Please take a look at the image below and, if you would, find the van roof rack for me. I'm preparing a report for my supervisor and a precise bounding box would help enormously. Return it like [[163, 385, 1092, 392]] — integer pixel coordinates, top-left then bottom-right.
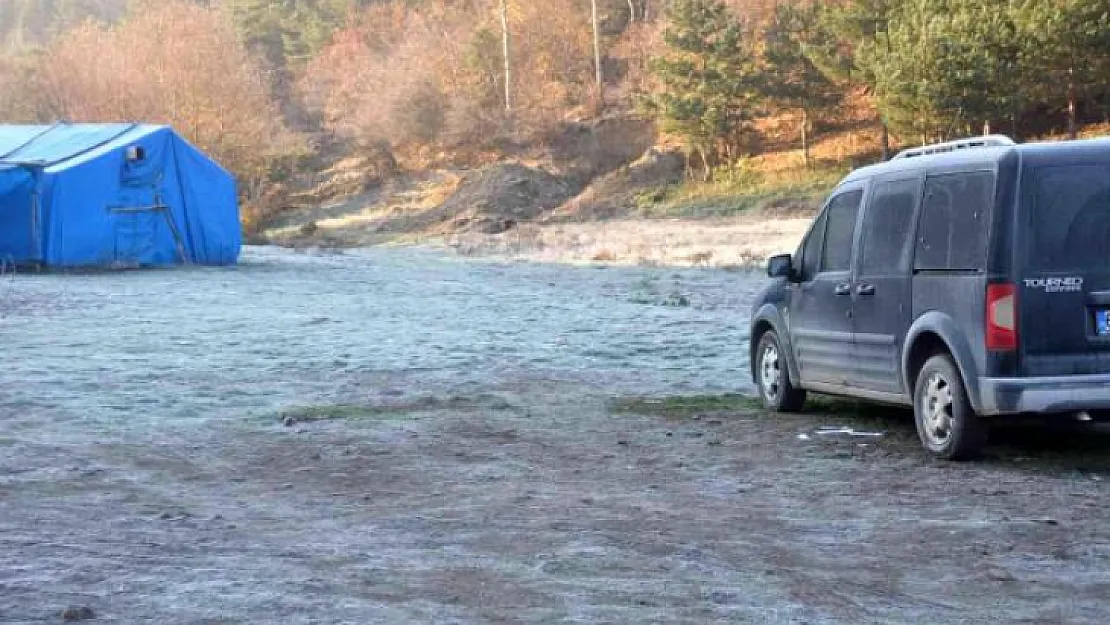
[[891, 135, 1016, 160]]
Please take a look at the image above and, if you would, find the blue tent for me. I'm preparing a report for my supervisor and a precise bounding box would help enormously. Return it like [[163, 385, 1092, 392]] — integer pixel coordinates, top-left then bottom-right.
[[0, 123, 240, 268]]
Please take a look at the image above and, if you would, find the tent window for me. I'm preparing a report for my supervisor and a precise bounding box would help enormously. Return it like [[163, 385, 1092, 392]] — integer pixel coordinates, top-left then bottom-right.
[[126, 146, 146, 162]]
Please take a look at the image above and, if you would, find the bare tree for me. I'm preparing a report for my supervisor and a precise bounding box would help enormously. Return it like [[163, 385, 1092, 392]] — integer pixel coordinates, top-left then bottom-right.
[[500, 0, 512, 112], [592, 0, 603, 92], [39, 1, 294, 196]]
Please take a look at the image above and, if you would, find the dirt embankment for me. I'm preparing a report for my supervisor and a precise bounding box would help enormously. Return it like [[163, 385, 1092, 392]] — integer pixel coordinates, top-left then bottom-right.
[[409, 164, 577, 235], [550, 147, 687, 221], [254, 114, 820, 266]]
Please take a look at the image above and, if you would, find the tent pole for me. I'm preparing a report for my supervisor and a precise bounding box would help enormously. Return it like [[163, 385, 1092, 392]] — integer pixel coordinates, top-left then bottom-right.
[[157, 197, 190, 265]]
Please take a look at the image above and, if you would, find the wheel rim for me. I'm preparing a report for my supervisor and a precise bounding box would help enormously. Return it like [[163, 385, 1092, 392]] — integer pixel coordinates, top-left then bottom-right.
[[921, 372, 954, 448], [760, 343, 782, 402]]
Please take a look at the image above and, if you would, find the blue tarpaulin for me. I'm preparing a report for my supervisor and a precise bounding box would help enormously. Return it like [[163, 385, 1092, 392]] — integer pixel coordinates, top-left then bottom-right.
[[0, 123, 240, 268]]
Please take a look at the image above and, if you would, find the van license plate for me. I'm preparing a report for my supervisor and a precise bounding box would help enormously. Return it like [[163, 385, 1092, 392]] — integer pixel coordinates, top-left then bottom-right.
[[1097, 310, 1110, 336]]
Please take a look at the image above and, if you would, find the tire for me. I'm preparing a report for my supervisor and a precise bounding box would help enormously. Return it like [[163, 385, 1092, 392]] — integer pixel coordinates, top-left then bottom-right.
[[913, 354, 987, 460], [755, 331, 806, 412]]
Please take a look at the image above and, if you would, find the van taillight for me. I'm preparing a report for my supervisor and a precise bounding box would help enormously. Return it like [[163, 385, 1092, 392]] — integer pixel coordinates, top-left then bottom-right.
[[986, 283, 1017, 351]]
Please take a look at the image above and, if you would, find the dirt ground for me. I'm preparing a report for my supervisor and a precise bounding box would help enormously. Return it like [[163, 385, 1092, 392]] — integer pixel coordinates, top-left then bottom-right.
[[2, 248, 1109, 624], [4, 389, 1110, 624]]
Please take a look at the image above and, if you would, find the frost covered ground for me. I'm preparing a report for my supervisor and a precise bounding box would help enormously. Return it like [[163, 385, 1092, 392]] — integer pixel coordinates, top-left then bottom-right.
[[2, 246, 1109, 624], [1, 245, 757, 427]]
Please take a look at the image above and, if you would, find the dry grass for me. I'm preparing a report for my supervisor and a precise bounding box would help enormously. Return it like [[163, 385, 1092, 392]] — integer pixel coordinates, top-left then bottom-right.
[[1034, 123, 1110, 143], [642, 160, 842, 219]]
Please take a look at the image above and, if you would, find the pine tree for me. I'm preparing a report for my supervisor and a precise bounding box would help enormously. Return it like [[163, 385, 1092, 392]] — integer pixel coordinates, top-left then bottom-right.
[[848, 0, 1024, 143], [817, 0, 900, 156], [224, 0, 359, 69], [647, 0, 761, 179], [762, 0, 840, 166], [1025, 0, 1110, 139], [932, 1, 1025, 137]]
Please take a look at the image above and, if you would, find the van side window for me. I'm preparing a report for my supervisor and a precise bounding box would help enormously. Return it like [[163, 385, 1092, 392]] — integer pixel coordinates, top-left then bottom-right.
[[860, 178, 920, 276], [798, 210, 828, 281], [820, 190, 863, 273], [915, 172, 994, 271]]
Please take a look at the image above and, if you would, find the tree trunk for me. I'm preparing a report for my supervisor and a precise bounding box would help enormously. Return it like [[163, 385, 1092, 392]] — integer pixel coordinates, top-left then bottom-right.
[[1067, 67, 1077, 140], [878, 120, 889, 161], [983, 120, 991, 136], [591, 0, 603, 96], [627, 0, 636, 21], [500, 0, 512, 113], [801, 108, 810, 167]]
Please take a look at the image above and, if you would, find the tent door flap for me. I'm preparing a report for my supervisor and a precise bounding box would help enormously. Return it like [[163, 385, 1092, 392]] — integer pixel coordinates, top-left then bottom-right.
[[109, 205, 161, 267]]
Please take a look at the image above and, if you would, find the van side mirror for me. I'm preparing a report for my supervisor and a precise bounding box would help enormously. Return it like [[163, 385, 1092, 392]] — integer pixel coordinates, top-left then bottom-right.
[[767, 253, 794, 279]]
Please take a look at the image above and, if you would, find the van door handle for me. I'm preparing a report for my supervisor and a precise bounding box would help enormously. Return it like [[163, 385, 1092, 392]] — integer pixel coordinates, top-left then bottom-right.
[[834, 283, 851, 296], [857, 283, 876, 296]]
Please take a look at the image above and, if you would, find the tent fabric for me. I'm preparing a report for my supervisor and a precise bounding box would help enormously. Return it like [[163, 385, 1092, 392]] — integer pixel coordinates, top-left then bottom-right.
[[0, 165, 36, 263], [0, 123, 240, 268]]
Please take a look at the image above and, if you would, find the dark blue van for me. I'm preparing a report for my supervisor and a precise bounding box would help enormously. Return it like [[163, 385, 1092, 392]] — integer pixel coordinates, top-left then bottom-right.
[[749, 135, 1110, 459]]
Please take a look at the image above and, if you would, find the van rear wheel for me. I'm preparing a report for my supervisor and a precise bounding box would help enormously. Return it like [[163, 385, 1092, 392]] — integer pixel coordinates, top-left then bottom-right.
[[756, 331, 806, 412], [913, 354, 987, 460]]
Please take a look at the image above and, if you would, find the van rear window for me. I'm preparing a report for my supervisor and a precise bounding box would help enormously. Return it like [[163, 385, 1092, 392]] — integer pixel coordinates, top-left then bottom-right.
[[1027, 165, 1110, 270]]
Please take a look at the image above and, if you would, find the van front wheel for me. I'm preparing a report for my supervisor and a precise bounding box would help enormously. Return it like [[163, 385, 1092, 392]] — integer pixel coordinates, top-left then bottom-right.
[[756, 331, 806, 412], [913, 354, 987, 460]]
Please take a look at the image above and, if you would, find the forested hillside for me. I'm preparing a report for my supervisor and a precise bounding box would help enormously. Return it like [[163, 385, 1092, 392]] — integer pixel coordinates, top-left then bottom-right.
[[2, 0, 1109, 231]]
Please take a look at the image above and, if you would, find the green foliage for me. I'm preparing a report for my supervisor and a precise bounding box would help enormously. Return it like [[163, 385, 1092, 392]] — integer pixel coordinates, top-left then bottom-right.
[[647, 0, 762, 173], [826, 0, 1110, 140], [851, 0, 1016, 139], [1023, 0, 1110, 127], [224, 0, 363, 68], [762, 0, 839, 111], [815, 0, 899, 83], [762, 0, 841, 161], [462, 27, 505, 108]]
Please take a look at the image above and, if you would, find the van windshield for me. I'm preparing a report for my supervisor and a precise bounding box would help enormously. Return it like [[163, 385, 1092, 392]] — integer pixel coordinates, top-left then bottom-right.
[[1027, 165, 1110, 271]]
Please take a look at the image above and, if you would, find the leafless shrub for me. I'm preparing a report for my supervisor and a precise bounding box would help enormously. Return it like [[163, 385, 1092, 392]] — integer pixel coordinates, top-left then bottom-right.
[[299, 0, 599, 164], [32, 1, 300, 204]]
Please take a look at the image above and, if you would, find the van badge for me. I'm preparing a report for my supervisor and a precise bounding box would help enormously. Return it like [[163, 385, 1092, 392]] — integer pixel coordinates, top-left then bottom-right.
[[1023, 277, 1084, 293]]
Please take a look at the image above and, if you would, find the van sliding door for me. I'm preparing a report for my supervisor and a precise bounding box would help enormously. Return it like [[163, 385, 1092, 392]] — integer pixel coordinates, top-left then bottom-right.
[[852, 175, 922, 394]]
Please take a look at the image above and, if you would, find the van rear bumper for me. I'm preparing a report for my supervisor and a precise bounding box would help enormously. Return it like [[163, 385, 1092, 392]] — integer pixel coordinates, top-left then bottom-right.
[[979, 375, 1110, 415]]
